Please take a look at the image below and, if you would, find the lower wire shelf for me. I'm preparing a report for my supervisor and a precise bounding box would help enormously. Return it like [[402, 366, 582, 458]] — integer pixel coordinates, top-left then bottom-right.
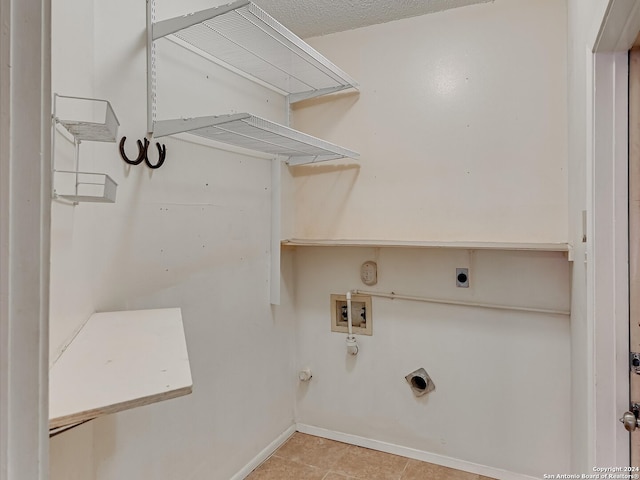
[[152, 113, 359, 165]]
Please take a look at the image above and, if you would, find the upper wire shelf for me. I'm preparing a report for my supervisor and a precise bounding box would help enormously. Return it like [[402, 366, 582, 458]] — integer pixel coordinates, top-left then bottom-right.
[[150, 0, 359, 103]]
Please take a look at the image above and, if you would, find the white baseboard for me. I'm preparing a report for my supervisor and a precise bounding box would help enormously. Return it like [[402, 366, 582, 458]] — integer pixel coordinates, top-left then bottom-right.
[[230, 424, 296, 480], [295, 424, 539, 480]]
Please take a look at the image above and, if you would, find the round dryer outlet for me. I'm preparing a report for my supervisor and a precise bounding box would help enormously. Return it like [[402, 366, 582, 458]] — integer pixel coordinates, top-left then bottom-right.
[[361, 261, 377, 286]]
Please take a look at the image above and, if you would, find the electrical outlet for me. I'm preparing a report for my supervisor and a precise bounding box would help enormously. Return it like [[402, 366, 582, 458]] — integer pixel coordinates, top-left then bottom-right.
[[330, 294, 373, 336], [456, 268, 469, 288]]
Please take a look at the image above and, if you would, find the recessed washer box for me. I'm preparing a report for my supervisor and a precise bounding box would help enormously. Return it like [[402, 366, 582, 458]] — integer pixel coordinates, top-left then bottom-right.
[[330, 294, 373, 336]]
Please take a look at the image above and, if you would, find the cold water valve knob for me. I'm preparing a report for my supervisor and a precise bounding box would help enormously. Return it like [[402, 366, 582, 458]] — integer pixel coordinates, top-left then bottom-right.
[[346, 335, 358, 355]]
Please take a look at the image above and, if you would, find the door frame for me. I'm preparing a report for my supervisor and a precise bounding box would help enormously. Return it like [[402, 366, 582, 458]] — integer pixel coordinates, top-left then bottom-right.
[[589, 0, 640, 467], [0, 0, 51, 478]]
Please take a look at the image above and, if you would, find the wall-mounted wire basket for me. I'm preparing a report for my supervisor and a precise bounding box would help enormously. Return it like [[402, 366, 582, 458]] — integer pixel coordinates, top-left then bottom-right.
[[53, 171, 118, 204], [52, 94, 120, 204], [54, 95, 120, 142]]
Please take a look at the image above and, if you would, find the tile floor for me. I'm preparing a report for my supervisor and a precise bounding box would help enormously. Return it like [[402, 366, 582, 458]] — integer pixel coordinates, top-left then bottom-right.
[[245, 432, 496, 480]]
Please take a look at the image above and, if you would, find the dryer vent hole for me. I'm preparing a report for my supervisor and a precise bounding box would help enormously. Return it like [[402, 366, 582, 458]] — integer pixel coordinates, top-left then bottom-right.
[[405, 368, 435, 397], [410, 376, 427, 391]]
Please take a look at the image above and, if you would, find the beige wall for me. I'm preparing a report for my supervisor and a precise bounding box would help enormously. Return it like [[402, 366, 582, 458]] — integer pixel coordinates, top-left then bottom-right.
[[292, 246, 571, 476], [49, 0, 98, 476], [49, 0, 296, 479], [288, 1, 572, 476], [49, 0, 574, 478], [290, 0, 568, 244]]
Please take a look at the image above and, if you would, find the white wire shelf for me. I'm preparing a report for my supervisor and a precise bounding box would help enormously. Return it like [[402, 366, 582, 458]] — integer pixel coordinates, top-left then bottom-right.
[[151, 0, 359, 103], [147, 2, 360, 163], [53, 170, 118, 204], [154, 113, 359, 165], [54, 95, 120, 143]]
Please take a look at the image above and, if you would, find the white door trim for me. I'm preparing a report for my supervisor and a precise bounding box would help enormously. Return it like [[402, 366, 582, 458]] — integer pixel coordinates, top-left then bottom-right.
[[0, 0, 51, 478], [590, 50, 630, 467], [589, 0, 640, 467]]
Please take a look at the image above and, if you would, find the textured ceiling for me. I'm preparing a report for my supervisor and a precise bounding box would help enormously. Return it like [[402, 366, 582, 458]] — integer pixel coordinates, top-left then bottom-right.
[[252, 0, 493, 38]]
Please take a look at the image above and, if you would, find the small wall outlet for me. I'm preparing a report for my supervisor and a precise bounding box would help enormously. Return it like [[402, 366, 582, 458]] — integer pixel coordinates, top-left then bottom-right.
[[330, 294, 373, 336], [456, 268, 469, 288]]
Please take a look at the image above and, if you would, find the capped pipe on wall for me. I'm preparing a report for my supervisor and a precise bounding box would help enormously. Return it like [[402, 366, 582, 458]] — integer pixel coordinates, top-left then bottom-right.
[[346, 291, 358, 355]]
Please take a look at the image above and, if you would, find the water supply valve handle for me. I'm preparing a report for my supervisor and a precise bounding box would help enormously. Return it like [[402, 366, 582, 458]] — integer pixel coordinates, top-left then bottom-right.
[[346, 336, 358, 356]]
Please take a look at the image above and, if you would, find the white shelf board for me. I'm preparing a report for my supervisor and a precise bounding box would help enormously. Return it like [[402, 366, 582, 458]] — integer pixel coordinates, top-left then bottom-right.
[[153, 113, 359, 165], [49, 308, 192, 430], [152, 0, 358, 102], [282, 238, 571, 253]]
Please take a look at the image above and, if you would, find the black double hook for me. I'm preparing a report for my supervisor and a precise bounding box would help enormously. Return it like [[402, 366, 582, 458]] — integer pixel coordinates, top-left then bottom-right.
[[146, 142, 166, 169], [119, 136, 166, 169], [119, 137, 148, 165]]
